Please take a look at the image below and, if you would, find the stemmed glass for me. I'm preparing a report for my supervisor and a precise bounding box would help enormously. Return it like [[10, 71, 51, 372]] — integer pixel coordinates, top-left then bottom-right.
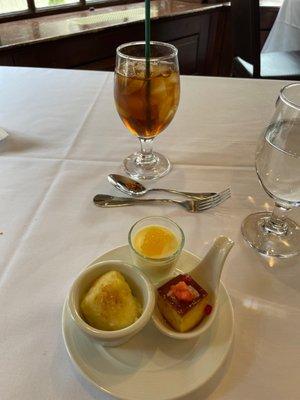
[[242, 83, 300, 258], [114, 41, 180, 180]]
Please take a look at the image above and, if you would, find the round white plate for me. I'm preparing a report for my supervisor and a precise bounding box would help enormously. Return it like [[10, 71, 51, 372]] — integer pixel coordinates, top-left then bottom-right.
[[62, 245, 234, 400]]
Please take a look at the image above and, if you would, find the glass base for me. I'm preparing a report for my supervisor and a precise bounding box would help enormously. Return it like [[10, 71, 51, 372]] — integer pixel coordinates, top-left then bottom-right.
[[124, 151, 171, 180], [241, 212, 300, 258]]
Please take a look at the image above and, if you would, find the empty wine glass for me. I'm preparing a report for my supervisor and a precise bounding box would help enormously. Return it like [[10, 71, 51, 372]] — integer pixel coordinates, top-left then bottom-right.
[[242, 83, 300, 258]]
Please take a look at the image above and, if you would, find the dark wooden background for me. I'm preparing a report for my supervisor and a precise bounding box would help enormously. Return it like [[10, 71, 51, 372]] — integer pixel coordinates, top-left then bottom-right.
[[0, 5, 278, 76]]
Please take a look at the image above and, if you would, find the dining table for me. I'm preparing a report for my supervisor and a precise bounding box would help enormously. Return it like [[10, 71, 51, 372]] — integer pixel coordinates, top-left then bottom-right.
[[262, 0, 300, 53], [0, 66, 299, 400]]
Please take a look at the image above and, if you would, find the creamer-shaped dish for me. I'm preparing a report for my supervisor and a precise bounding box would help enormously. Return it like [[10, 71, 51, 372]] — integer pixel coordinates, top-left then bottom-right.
[[152, 236, 234, 339]]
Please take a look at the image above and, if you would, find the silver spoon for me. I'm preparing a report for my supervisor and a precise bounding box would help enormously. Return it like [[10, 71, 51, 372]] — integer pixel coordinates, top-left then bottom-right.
[[108, 174, 220, 200]]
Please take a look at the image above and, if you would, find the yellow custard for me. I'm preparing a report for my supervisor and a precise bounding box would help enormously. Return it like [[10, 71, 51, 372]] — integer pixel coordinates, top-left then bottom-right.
[[80, 271, 142, 331], [133, 225, 179, 259]]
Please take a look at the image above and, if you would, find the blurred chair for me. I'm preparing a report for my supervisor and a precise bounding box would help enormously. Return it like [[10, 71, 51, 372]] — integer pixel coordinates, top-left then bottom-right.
[[231, 0, 300, 79]]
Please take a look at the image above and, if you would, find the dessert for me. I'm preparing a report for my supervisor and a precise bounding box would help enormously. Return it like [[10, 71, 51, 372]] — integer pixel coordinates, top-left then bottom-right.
[[157, 274, 211, 332], [80, 270, 142, 331], [129, 217, 184, 281], [132, 225, 179, 259]]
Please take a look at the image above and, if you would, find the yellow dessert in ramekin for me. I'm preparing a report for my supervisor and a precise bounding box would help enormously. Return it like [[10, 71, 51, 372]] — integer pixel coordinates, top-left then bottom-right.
[[129, 216, 185, 282]]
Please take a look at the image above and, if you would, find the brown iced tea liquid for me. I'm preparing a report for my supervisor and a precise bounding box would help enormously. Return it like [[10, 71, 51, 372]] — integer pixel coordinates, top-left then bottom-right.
[[114, 64, 180, 138]]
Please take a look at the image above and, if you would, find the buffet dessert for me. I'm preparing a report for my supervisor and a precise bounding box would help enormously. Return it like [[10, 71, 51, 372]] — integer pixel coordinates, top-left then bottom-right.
[[132, 224, 179, 259], [80, 270, 142, 331], [157, 274, 212, 332]]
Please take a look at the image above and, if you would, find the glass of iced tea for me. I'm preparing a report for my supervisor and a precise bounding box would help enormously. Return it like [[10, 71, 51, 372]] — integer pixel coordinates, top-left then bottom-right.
[[114, 41, 180, 180]]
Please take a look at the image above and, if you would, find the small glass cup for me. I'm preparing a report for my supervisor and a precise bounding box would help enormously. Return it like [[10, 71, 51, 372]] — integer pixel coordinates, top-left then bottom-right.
[[128, 216, 185, 281]]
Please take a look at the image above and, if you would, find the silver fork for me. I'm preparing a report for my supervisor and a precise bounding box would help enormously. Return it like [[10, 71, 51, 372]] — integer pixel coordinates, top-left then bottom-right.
[[93, 188, 231, 213]]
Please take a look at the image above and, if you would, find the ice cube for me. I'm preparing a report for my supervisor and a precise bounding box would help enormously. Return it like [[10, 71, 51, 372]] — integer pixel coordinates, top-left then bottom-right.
[[123, 78, 144, 95], [158, 98, 173, 122], [159, 61, 173, 78]]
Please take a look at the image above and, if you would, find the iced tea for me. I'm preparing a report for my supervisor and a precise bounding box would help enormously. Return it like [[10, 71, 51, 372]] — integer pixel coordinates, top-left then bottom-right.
[[114, 63, 180, 139]]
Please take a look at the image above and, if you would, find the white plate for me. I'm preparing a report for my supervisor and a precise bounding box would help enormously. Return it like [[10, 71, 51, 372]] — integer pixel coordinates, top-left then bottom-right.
[[62, 245, 234, 400]]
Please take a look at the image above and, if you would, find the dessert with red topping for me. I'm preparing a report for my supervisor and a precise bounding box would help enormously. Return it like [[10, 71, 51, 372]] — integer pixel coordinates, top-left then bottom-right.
[[157, 274, 210, 332]]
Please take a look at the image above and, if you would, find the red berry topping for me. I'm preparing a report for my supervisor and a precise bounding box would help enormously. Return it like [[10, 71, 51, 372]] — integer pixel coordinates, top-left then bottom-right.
[[204, 304, 213, 315], [168, 281, 199, 302]]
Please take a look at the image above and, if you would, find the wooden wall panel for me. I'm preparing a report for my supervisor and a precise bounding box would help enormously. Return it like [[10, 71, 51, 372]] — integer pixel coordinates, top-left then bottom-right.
[[0, 53, 14, 66], [0, 12, 214, 75], [0, 6, 279, 76]]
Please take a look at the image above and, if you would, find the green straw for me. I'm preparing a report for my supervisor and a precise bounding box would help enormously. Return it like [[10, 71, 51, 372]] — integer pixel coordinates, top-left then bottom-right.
[[145, 0, 151, 133], [145, 0, 151, 77]]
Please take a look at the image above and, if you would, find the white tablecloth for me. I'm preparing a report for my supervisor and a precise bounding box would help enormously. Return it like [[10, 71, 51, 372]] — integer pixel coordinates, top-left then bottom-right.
[[0, 67, 299, 400], [262, 0, 300, 52]]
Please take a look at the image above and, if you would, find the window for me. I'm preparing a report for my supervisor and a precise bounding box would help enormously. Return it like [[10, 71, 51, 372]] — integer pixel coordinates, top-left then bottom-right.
[[0, 1, 28, 14], [0, 0, 125, 21], [35, 0, 79, 8]]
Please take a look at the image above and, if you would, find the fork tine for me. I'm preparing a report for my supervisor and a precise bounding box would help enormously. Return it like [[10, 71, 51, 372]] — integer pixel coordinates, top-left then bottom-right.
[[216, 187, 231, 199], [187, 191, 231, 213], [192, 187, 230, 203], [195, 193, 231, 212], [218, 187, 231, 196], [194, 198, 230, 213], [191, 188, 231, 207], [192, 188, 230, 203], [209, 191, 231, 205]]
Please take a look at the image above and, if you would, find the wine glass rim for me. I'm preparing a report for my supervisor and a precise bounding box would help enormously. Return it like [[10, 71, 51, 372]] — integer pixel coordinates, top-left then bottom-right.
[[116, 41, 178, 62], [279, 83, 300, 110]]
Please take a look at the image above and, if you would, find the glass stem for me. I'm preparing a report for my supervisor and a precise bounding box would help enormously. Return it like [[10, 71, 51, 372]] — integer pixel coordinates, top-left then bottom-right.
[[263, 203, 290, 236], [137, 138, 156, 166]]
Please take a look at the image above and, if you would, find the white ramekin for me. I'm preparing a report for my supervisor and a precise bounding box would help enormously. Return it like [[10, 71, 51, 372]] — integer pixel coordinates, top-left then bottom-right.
[[68, 260, 155, 347]]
